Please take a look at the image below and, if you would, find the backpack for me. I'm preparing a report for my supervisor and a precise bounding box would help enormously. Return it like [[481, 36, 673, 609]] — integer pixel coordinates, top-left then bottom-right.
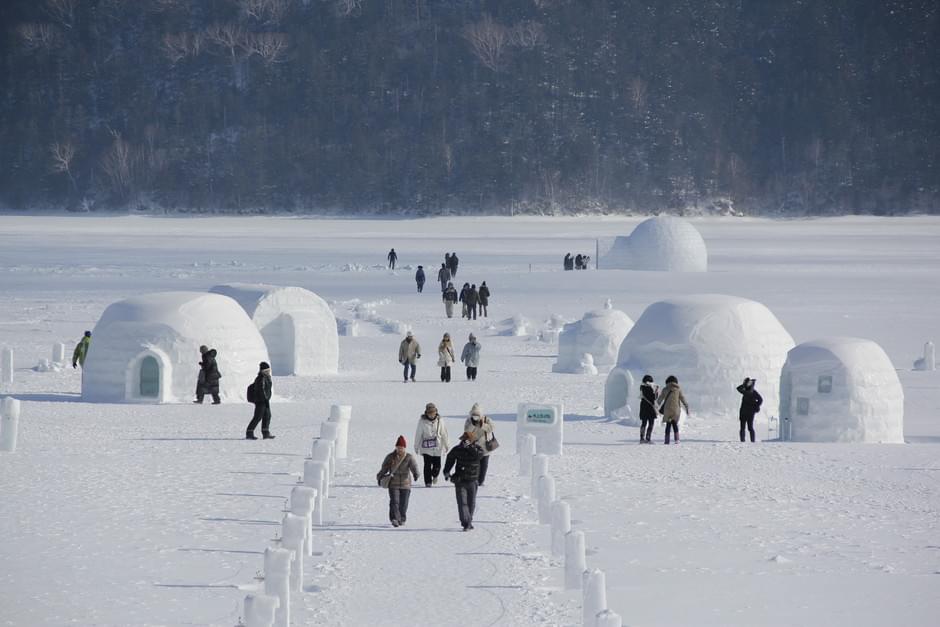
[[246, 381, 257, 403]]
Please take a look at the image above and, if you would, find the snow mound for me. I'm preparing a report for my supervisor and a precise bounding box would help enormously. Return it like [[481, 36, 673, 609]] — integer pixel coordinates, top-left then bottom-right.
[[553, 303, 634, 373], [599, 216, 708, 272], [780, 337, 904, 443]]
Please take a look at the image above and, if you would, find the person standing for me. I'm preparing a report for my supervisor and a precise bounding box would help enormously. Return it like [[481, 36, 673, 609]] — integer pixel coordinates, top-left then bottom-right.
[[387, 248, 398, 269], [438, 263, 451, 292], [459, 282, 471, 319], [443, 432, 485, 531], [478, 282, 490, 317], [460, 334, 481, 381], [437, 333, 455, 382], [415, 265, 426, 293], [442, 282, 458, 318], [376, 435, 420, 527], [736, 377, 763, 442], [638, 374, 659, 443], [72, 331, 91, 368], [448, 252, 459, 278], [398, 331, 421, 382], [463, 403, 494, 485], [575, 254, 584, 270], [195, 345, 222, 404], [564, 253, 573, 270], [466, 284, 480, 320], [414, 403, 449, 487], [246, 361, 274, 440], [657, 375, 690, 444]]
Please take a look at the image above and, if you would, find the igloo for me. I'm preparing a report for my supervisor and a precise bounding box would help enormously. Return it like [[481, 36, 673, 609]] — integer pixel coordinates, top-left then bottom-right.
[[210, 284, 338, 376], [599, 216, 708, 271], [604, 295, 794, 419], [779, 338, 904, 443], [82, 292, 269, 403], [552, 301, 634, 373]]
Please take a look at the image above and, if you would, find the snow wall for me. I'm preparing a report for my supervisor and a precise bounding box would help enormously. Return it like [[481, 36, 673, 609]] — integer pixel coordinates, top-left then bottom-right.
[[599, 216, 708, 272], [553, 305, 634, 373], [210, 284, 338, 376], [82, 292, 269, 403], [780, 338, 904, 443], [604, 294, 794, 418]]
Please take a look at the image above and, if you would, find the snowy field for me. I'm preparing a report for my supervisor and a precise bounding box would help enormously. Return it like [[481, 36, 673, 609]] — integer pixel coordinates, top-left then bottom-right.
[[0, 215, 938, 627]]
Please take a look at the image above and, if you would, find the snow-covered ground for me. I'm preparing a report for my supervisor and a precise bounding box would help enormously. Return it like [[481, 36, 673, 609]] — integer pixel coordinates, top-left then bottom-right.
[[0, 215, 938, 626]]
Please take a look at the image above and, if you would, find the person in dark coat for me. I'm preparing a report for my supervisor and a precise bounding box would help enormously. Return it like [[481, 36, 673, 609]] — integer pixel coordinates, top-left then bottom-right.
[[443, 432, 485, 531], [246, 361, 274, 440], [438, 263, 451, 292], [564, 253, 573, 271], [448, 252, 459, 278], [387, 248, 398, 269], [575, 254, 584, 270], [377, 435, 420, 527], [459, 282, 471, 318], [477, 282, 490, 317], [442, 282, 458, 318], [638, 374, 659, 443], [736, 377, 763, 442], [415, 265, 426, 293], [465, 284, 480, 320], [195, 345, 222, 404]]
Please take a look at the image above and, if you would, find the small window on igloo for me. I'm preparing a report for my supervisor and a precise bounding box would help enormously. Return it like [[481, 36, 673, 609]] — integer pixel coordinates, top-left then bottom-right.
[[817, 375, 832, 393], [797, 397, 810, 415]]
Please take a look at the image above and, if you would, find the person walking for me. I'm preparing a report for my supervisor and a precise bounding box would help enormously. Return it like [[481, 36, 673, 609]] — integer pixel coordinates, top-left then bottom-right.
[[414, 402, 450, 487], [478, 282, 490, 317], [415, 265, 426, 293], [657, 375, 690, 444], [443, 432, 485, 531], [72, 331, 91, 368], [246, 361, 274, 440], [638, 374, 659, 442], [564, 253, 573, 271], [448, 252, 459, 278], [465, 284, 480, 320], [387, 248, 398, 269], [194, 345, 222, 404], [398, 331, 421, 382], [442, 282, 458, 318], [463, 403, 494, 485], [438, 263, 451, 292], [437, 333, 455, 382], [736, 377, 763, 442], [376, 435, 420, 527], [459, 282, 471, 319], [460, 333, 481, 381], [575, 254, 584, 270]]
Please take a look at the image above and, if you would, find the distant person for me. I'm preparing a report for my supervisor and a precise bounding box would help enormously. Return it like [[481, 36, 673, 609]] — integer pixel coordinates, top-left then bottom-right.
[[638, 374, 659, 443], [466, 284, 480, 320], [444, 252, 451, 271], [414, 402, 449, 487], [443, 432, 485, 531], [387, 248, 398, 269], [575, 254, 584, 270], [437, 332, 455, 382], [460, 333, 481, 381], [580, 255, 591, 269], [736, 377, 763, 442], [246, 361, 274, 440], [398, 331, 421, 383], [448, 252, 459, 278], [459, 282, 471, 318], [72, 330, 91, 368], [376, 435, 420, 527], [478, 282, 490, 317], [438, 263, 451, 292], [564, 253, 573, 271], [463, 403, 494, 485], [442, 282, 458, 318], [657, 375, 690, 444], [415, 265, 425, 292], [194, 345, 221, 404]]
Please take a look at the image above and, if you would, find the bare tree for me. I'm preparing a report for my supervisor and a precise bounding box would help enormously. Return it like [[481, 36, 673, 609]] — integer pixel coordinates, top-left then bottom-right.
[[509, 21, 545, 49], [161, 32, 205, 63], [17, 23, 58, 51], [242, 32, 289, 65], [100, 132, 138, 202], [333, 0, 362, 17], [629, 77, 647, 113], [44, 0, 77, 29], [50, 141, 77, 191], [206, 23, 246, 60], [463, 15, 510, 72]]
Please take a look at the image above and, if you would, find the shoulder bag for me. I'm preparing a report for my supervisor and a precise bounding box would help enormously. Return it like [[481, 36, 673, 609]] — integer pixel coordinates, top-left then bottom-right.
[[379, 454, 408, 489]]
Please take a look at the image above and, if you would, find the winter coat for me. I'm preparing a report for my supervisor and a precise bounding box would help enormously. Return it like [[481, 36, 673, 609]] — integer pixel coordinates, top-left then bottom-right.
[[438, 266, 451, 285], [736, 384, 764, 417], [199, 349, 222, 394], [415, 268, 426, 284], [463, 414, 494, 456], [657, 382, 689, 423], [72, 336, 91, 367], [639, 382, 659, 421], [252, 371, 273, 406], [437, 340, 456, 366], [443, 441, 484, 483], [478, 285, 490, 305], [461, 341, 481, 367], [399, 338, 421, 365], [415, 414, 450, 456], [442, 286, 458, 304], [448, 254, 459, 274], [459, 285, 470, 303], [465, 288, 479, 307], [388, 250, 398, 263], [377, 451, 420, 489]]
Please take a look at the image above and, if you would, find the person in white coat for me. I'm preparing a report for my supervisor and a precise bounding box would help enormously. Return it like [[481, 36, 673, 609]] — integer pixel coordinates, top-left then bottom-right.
[[438, 333, 455, 382], [463, 403, 495, 486], [414, 402, 450, 487], [460, 333, 482, 381]]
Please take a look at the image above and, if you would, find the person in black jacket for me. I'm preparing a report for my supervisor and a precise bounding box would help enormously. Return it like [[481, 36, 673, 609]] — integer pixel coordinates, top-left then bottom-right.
[[194, 345, 222, 404], [448, 252, 459, 278], [736, 377, 763, 442], [443, 433, 485, 531], [246, 361, 274, 440], [638, 374, 659, 443], [478, 282, 490, 317], [387, 248, 398, 269], [415, 265, 425, 293]]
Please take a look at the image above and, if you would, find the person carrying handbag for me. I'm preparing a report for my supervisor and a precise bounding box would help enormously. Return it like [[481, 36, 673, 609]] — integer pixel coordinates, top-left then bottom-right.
[[414, 402, 450, 487], [638, 374, 659, 443], [376, 435, 420, 527], [657, 375, 690, 444], [463, 403, 496, 486]]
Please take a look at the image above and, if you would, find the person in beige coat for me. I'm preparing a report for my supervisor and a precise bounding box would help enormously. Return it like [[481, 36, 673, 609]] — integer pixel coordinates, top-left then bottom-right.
[[377, 435, 420, 526], [398, 331, 421, 382], [438, 333, 456, 382], [463, 403, 495, 486], [657, 375, 690, 444], [414, 402, 450, 486]]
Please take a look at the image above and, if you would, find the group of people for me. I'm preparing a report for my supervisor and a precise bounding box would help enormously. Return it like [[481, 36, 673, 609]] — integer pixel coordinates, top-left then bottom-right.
[[398, 331, 481, 383], [377, 402, 495, 530], [563, 253, 591, 270], [443, 281, 490, 319]]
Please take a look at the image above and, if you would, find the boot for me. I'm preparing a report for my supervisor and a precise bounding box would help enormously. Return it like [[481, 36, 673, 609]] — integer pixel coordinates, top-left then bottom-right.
[[246, 433, 258, 440], [262, 432, 275, 440]]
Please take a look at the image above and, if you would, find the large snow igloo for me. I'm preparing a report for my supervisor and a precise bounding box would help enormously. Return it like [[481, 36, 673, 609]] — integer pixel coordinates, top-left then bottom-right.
[[599, 216, 708, 271], [779, 338, 904, 443], [604, 294, 794, 418], [210, 284, 338, 376], [552, 301, 634, 373], [82, 292, 269, 403]]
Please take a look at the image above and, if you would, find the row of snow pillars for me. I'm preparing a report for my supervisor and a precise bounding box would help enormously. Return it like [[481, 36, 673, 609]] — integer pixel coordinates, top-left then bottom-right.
[[243, 592, 279, 627], [1, 347, 12, 386], [1, 396, 21, 452], [263, 547, 293, 627]]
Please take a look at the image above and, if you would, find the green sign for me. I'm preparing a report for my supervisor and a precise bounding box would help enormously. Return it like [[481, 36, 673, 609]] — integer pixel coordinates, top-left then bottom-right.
[[526, 409, 555, 424]]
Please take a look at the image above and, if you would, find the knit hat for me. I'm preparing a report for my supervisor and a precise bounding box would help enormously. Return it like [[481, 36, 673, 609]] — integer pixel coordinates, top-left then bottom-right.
[[84, 330, 92, 337], [259, 361, 270, 371], [443, 333, 450, 340], [425, 402, 437, 414], [470, 402, 482, 416], [395, 435, 407, 448], [199, 345, 209, 354], [406, 330, 413, 338]]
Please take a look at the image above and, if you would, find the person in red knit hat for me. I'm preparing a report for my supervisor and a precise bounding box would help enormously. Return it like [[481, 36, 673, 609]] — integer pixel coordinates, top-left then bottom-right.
[[376, 434, 419, 527]]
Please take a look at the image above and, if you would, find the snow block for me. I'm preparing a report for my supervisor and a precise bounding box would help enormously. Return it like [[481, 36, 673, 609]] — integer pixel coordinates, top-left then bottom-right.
[[595, 609, 623, 627], [243, 593, 279, 627], [304, 459, 329, 502], [517, 403, 564, 456], [328, 404, 351, 459], [537, 475, 556, 525], [1, 397, 20, 452], [290, 486, 317, 557], [53, 342, 66, 364], [518, 434, 536, 477], [530, 454, 549, 498], [281, 513, 306, 593], [565, 530, 586, 590], [550, 500, 571, 558], [310, 438, 335, 482], [1, 347, 12, 385], [582, 569, 608, 627], [263, 547, 293, 627]]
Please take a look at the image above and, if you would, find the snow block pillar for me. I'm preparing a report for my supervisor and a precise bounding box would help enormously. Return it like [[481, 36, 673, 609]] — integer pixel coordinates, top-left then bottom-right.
[[519, 434, 536, 477], [551, 500, 571, 558], [304, 460, 328, 524], [1, 397, 20, 453], [328, 404, 351, 459], [320, 422, 340, 455], [290, 486, 317, 557], [281, 513, 306, 593], [565, 530, 587, 590], [925, 341, 936, 371], [53, 342, 66, 364], [582, 569, 608, 627], [537, 475, 556, 525], [517, 403, 564, 455], [595, 609, 623, 627], [1, 347, 12, 385], [530, 454, 549, 497], [311, 438, 335, 481], [243, 593, 279, 627], [263, 547, 293, 627]]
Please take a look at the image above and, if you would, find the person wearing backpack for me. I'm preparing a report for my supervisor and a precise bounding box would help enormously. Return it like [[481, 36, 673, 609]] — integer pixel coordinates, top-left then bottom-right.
[[657, 375, 690, 444], [736, 377, 763, 442], [376, 435, 420, 527], [638, 374, 659, 443], [245, 361, 274, 440], [414, 402, 449, 487]]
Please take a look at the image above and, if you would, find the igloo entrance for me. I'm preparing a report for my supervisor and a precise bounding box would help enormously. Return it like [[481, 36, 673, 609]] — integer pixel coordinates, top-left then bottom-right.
[[604, 368, 634, 417], [124, 349, 171, 403], [139, 356, 160, 398], [262, 313, 297, 376]]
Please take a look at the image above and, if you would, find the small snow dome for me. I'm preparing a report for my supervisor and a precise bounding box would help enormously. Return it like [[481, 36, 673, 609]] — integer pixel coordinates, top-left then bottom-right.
[[82, 292, 269, 403], [780, 338, 904, 443], [604, 295, 794, 418], [210, 284, 338, 376], [553, 300, 634, 373], [600, 216, 708, 271]]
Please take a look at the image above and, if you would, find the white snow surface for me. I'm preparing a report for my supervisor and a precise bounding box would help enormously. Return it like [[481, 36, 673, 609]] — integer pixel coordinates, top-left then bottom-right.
[[1, 215, 939, 627], [553, 304, 634, 373], [781, 337, 905, 443], [599, 216, 708, 271]]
